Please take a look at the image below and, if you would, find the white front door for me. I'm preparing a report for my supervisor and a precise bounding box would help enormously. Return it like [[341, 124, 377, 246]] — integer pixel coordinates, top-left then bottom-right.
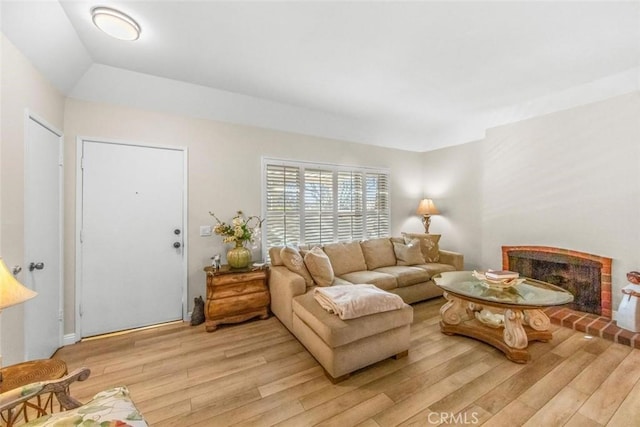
[[24, 114, 63, 360], [79, 140, 186, 337]]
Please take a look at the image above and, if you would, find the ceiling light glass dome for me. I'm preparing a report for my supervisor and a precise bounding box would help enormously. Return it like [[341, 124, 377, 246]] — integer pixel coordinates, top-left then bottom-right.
[[91, 7, 141, 41]]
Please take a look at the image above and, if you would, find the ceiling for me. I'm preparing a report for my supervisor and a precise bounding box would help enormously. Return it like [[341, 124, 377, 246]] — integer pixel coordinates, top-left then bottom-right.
[[2, 1, 639, 152]]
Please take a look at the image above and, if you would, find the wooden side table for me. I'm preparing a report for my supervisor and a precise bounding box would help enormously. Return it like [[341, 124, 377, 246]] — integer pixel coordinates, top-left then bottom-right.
[[0, 359, 68, 426], [204, 265, 270, 332]]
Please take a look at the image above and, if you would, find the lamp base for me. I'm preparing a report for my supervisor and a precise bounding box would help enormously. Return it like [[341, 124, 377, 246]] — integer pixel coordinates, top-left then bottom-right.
[[422, 215, 432, 233]]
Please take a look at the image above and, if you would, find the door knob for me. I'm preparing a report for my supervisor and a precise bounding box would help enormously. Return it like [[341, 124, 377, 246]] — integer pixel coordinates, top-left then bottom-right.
[[173, 242, 181, 248], [29, 262, 45, 271]]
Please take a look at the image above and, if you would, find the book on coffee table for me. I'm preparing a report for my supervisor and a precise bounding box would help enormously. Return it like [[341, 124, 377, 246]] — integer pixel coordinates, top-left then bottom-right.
[[485, 270, 519, 280]]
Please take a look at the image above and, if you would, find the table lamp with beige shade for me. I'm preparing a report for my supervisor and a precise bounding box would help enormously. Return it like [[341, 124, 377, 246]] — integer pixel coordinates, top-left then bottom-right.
[[0, 257, 37, 385], [416, 198, 439, 233]]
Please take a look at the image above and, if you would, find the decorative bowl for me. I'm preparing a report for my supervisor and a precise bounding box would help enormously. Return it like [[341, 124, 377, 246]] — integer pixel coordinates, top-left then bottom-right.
[[482, 277, 525, 290], [472, 270, 524, 289]]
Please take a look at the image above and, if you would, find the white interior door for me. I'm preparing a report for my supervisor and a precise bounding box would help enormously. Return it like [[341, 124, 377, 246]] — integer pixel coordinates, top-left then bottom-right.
[[79, 140, 186, 337], [24, 114, 63, 360]]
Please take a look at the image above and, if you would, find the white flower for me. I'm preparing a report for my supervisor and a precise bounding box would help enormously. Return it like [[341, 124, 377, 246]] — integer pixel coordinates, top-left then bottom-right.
[[210, 211, 263, 245]]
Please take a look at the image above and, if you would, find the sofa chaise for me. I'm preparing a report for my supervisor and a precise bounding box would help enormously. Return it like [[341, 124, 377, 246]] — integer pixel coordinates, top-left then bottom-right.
[[268, 234, 463, 381]]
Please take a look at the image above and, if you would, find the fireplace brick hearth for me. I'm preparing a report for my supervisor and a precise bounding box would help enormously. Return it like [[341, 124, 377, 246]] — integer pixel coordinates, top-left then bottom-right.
[[544, 306, 640, 349]]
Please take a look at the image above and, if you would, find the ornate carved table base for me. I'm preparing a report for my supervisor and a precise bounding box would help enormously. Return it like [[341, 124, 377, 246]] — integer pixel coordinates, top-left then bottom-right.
[[440, 291, 553, 363]]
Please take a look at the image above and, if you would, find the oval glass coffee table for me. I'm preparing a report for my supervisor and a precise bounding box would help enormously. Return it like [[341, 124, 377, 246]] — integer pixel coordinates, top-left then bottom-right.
[[433, 271, 574, 363]]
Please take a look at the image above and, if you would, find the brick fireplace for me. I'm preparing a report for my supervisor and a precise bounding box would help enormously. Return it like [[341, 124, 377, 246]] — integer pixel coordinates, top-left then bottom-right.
[[500, 246, 640, 349], [502, 245, 612, 318]]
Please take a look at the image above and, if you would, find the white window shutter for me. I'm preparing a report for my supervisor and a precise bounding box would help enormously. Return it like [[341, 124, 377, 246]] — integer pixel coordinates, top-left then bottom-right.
[[265, 164, 301, 246], [263, 159, 390, 249]]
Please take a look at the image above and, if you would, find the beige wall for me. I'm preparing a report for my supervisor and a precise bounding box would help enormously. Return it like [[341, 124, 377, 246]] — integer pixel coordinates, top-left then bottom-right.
[[422, 140, 484, 269], [483, 92, 640, 310], [424, 92, 640, 310], [0, 35, 65, 364], [62, 98, 425, 334]]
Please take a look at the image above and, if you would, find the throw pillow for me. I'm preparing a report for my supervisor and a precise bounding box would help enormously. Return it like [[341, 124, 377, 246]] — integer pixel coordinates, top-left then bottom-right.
[[280, 246, 314, 286], [403, 233, 441, 262], [393, 239, 424, 266], [360, 238, 396, 270], [322, 241, 368, 276], [304, 247, 335, 287]]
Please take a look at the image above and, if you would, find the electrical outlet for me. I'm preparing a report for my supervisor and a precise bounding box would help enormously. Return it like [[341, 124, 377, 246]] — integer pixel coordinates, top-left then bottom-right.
[[200, 225, 212, 237]]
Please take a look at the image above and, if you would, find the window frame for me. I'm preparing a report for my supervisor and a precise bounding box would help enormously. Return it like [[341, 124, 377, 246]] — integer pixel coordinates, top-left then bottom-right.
[[261, 157, 391, 257]]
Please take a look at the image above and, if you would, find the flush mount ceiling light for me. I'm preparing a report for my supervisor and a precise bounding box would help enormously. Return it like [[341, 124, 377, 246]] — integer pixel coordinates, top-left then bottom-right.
[[91, 6, 141, 41]]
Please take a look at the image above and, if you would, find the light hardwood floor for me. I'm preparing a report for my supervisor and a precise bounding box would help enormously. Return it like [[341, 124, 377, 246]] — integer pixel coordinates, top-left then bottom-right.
[[55, 298, 640, 426]]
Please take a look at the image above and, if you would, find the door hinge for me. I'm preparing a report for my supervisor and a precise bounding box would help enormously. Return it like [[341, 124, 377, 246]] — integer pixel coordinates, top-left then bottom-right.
[[58, 310, 64, 322], [80, 229, 83, 243], [79, 304, 83, 317], [81, 156, 85, 170]]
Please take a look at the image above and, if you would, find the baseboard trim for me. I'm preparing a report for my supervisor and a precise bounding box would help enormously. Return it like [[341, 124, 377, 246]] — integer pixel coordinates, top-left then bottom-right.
[[63, 333, 77, 346], [64, 317, 192, 346]]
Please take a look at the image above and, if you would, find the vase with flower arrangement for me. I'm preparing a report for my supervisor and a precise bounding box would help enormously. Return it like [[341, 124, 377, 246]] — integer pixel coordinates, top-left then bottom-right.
[[210, 210, 263, 269]]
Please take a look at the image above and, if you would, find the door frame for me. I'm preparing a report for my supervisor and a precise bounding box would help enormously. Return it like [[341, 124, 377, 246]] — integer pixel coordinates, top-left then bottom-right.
[[23, 109, 64, 358], [74, 137, 189, 339]]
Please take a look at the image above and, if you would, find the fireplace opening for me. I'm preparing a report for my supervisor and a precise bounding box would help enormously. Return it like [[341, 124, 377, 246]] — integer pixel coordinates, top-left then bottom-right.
[[502, 246, 612, 318]]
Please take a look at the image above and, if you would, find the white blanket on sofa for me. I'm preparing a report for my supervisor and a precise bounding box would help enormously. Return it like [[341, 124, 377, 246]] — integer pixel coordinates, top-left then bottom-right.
[[313, 284, 405, 320]]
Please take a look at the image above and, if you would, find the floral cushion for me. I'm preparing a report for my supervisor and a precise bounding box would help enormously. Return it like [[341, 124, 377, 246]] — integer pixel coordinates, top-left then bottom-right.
[[24, 386, 148, 427]]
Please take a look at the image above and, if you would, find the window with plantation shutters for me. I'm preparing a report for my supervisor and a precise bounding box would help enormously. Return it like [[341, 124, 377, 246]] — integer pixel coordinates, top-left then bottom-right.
[[304, 168, 334, 245], [365, 172, 390, 238], [337, 171, 364, 242], [262, 158, 390, 252], [265, 164, 301, 246]]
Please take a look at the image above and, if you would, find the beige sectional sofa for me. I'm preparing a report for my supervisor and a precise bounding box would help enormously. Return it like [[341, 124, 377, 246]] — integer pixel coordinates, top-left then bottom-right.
[[268, 234, 464, 381]]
